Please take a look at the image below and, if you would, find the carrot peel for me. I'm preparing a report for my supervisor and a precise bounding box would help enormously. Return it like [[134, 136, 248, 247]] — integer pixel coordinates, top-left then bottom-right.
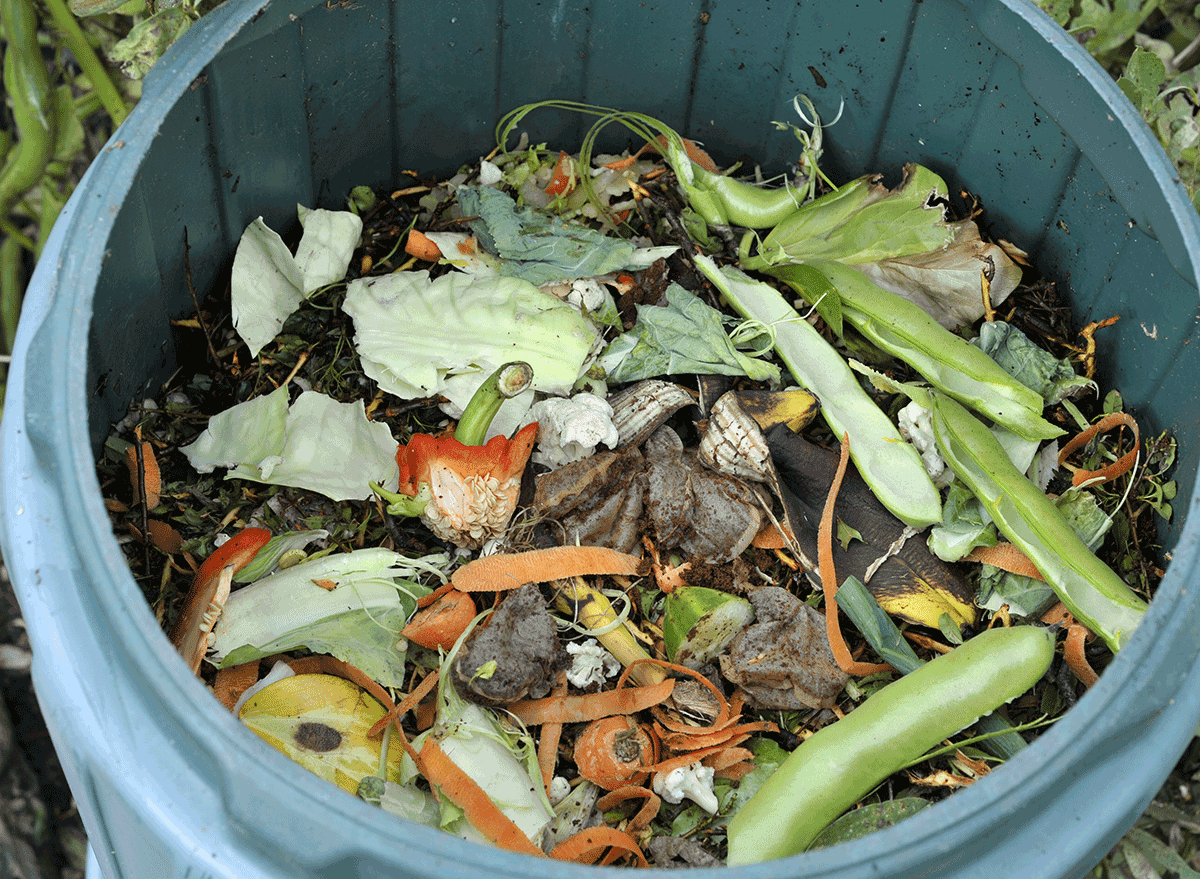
[[452, 546, 644, 591], [549, 826, 648, 867], [508, 678, 675, 726], [419, 739, 546, 857], [821, 434, 892, 677]]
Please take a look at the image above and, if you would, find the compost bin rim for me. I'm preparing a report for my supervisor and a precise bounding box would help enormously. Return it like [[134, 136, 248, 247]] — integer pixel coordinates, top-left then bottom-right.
[[23, 0, 1200, 874]]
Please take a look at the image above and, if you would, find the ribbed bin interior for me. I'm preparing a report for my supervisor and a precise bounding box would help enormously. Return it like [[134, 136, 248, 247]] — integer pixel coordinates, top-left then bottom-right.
[[87, 0, 1198, 549]]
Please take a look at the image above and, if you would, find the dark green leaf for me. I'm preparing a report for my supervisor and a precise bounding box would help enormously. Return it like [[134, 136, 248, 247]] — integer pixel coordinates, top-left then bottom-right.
[[835, 576, 923, 674]]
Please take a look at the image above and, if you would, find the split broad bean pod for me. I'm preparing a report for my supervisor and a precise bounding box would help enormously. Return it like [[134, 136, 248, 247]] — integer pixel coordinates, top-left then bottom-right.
[[99, 97, 1166, 867]]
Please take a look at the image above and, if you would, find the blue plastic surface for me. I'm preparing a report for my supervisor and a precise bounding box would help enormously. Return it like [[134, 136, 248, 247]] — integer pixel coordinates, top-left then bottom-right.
[[3, 1, 1200, 877]]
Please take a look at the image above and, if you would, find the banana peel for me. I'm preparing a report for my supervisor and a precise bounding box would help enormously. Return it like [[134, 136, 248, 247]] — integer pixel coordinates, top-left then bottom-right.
[[696, 377, 821, 436], [765, 424, 976, 629], [238, 673, 405, 794], [734, 388, 821, 434]]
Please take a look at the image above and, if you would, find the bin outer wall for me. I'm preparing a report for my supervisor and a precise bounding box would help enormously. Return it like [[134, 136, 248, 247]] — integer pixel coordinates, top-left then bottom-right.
[[3, 1, 1200, 878]]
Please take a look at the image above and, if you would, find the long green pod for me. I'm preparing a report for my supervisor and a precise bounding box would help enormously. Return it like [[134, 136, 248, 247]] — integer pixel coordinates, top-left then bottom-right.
[[688, 165, 804, 228], [726, 624, 1055, 864], [929, 392, 1147, 652], [813, 260, 1063, 441], [695, 255, 942, 528], [0, 0, 56, 218]]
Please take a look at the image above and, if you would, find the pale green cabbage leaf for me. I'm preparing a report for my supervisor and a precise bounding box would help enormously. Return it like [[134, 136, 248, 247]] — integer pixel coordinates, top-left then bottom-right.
[[231, 206, 363, 356], [341, 269, 599, 416], [180, 386, 399, 501]]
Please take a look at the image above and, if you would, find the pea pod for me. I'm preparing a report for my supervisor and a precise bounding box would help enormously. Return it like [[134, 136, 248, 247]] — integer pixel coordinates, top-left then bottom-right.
[[497, 100, 808, 230], [812, 259, 1063, 442], [686, 165, 804, 228], [726, 624, 1055, 864], [929, 392, 1146, 652], [0, 0, 56, 218], [695, 254, 943, 529]]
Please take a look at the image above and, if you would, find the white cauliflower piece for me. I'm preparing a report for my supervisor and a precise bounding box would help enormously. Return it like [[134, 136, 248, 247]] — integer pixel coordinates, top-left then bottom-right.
[[653, 763, 719, 814], [898, 400, 953, 488], [524, 393, 619, 469], [565, 278, 607, 313], [565, 639, 621, 688], [548, 776, 572, 805]]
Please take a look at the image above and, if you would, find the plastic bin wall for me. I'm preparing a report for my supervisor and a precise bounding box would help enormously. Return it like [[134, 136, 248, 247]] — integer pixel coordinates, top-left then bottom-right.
[[3, 1, 1200, 878]]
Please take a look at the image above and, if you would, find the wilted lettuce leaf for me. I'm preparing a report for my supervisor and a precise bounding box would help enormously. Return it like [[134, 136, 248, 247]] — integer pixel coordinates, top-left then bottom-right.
[[180, 386, 399, 501], [928, 481, 997, 562], [224, 606, 412, 688], [975, 320, 1095, 403], [213, 548, 437, 688], [457, 185, 637, 284], [597, 284, 780, 382]]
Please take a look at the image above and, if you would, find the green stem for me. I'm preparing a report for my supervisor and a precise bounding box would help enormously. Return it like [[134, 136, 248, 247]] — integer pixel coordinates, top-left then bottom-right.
[[370, 480, 430, 518], [40, 0, 131, 127], [0, 215, 37, 254], [1, 235, 25, 354], [453, 361, 534, 446]]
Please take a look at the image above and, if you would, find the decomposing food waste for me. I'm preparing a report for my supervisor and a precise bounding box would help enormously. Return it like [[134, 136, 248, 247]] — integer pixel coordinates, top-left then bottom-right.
[[98, 96, 1176, 867]]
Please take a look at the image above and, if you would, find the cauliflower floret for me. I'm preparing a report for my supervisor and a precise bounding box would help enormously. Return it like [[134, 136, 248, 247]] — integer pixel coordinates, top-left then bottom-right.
[[653, 763, 719, 814], [524, 393, 620, 469], [565, 638, 621, 688], [548, 775, 573, 805]]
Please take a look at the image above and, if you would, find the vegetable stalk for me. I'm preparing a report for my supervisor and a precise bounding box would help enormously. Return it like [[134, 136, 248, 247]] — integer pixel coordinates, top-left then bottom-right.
[[553, 577, 667, 687]]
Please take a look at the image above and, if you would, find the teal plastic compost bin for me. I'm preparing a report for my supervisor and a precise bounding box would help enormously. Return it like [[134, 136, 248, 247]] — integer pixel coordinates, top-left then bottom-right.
[[3, 0, 1200, 877]]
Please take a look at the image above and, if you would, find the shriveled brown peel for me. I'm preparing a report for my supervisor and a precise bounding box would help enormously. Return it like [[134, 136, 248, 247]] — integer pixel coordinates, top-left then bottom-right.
[[966, 542, 1044, 580], [125, 440, 161, 508]]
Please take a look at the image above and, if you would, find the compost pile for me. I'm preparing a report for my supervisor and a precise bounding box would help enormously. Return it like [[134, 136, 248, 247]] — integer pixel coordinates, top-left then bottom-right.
[[97, 99, 1176, 867]]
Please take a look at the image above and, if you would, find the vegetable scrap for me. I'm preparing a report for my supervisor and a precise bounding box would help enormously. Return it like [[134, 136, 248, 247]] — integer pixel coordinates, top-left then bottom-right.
[[97, 96, 1176, 866]]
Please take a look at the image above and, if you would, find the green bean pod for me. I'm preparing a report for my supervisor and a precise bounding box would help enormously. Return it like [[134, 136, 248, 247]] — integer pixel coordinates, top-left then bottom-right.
[[686, 165, 805, 228], [0, 0, 56, 218], [726, 624, 1055, 864], [695, 255, 943, 529], [812, 260, 1063, 441], [929, 392, 1147, 652]]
